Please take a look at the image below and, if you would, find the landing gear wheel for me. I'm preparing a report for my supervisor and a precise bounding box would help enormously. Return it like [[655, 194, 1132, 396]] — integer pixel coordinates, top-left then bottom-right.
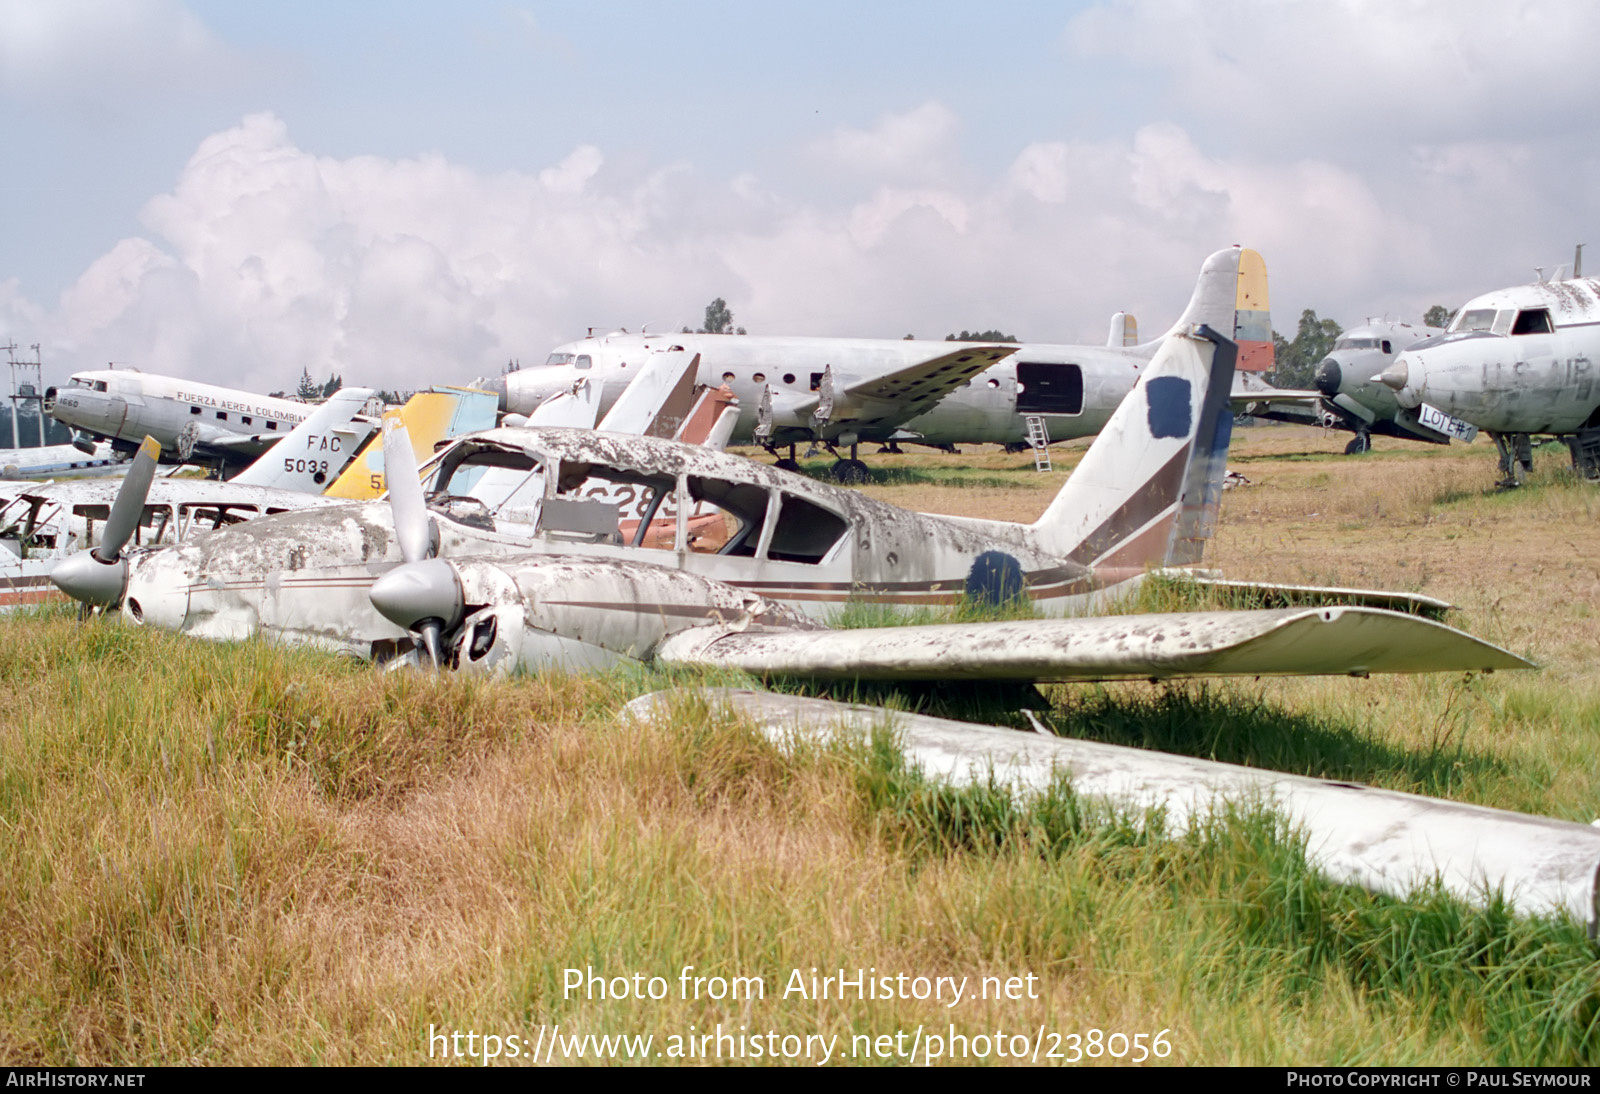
[[1343, 432, 1371, 455], [830, 458, 871, 484], [774, 458, 801, 473]]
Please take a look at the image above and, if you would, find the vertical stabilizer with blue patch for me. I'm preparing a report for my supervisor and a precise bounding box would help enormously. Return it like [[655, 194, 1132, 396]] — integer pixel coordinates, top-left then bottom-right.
[[1031, 308, 1239, 576]]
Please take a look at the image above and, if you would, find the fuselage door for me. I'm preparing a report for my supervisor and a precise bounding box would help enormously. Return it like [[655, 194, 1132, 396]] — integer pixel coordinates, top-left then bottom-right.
[[1015, 362, 1085, 415]]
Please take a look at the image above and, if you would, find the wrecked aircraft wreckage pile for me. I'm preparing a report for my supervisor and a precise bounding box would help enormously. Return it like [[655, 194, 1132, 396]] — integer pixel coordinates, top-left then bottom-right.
[[46, 294, 1572, 929], [52, 323, 1528, 683]]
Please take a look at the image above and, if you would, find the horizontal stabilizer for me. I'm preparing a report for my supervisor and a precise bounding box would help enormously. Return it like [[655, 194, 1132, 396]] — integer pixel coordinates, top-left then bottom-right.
[[625, 689, 1600, 931], [653, 606, 1532, 682]]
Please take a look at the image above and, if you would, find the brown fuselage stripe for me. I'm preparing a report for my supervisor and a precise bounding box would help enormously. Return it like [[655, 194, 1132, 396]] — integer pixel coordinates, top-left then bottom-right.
[[1065, 446, 1190, 566]]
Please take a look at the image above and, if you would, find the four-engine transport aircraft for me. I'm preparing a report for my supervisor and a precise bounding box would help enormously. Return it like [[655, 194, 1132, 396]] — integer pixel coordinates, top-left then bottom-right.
[[484, 247, 1277, 481], [53, 320, 1529, 685], [1378, 270, 1600, 486], [46, 368, 331, 476]]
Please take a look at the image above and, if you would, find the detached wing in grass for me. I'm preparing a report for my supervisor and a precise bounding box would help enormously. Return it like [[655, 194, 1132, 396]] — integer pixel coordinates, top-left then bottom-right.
[[655, 607, 1533, 682], [625, 688, 1600, 931]]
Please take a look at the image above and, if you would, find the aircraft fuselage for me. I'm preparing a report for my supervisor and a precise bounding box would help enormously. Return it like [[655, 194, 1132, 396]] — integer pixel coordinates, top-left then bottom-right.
[[46, 369, 310, 470], [492, 332, 1140, 448], [1382, 279, 1600, 435]]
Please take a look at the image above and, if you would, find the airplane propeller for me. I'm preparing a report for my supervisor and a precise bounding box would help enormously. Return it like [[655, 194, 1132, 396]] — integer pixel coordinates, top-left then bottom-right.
[[366, 418, 463, 667], [50, 435, 162, 608]]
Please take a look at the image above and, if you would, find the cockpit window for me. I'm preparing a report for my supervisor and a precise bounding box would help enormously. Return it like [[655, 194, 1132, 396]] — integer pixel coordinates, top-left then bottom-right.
[[94, 381, 108, 392], [1450, 309, 1499, 333], [1333, 336, 1380, 351], [575, 355, 592, 370], [68, 378, 92, 390], [1512, 308, 1553, 335], [544, 353, 575, 367]]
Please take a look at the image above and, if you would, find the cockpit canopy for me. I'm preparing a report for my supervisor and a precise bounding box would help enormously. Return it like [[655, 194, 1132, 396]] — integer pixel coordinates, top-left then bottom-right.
[[425, 432, 850, 565]]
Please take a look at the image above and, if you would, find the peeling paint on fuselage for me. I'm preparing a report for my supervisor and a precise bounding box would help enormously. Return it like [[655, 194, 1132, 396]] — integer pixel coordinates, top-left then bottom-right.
[[120, 426, 1101, 656]]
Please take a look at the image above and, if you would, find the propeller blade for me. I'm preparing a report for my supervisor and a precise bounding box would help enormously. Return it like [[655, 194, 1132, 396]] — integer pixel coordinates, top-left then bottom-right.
[[382, 417, 433, 564], [95, 435, 161, 562]]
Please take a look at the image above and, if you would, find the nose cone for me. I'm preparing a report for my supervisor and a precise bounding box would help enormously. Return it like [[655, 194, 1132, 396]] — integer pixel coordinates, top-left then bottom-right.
[[1314, 357, 1342, 397], [369, 558, 464, 633], [1377, 356, 1424, 409], [1377, 360, 1408, 392], [51, 551, 127, 607]]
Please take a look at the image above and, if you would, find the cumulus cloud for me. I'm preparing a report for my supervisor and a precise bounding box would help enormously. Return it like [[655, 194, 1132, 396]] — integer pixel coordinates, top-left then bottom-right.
[[809, 102, 963, 181], [1064, 0, 1600, 149], [6, 55, 1597, 396]]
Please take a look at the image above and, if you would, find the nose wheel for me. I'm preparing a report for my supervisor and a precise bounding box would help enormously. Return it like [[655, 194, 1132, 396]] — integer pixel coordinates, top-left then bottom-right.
[[1492, 432, 1532, 488], [1343, 431, 1371, 455]]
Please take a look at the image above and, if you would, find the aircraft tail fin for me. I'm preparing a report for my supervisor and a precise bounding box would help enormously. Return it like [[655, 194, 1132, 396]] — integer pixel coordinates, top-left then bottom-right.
[[229, 387, 379, 492], [672, 383, 740, 450], [1107, 311, 1138, 348], [1031, 324, 1237, 575], [1146, 246, 1272, 373], [597, 350, 702, 438], [324, 386, 498, 499]]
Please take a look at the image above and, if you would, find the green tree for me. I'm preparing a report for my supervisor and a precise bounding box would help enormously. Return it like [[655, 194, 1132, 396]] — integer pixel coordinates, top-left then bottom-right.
[[1269, 309, 1342, 389], [295, 368, 321, 401], [320, 373, 343, 398], [944, 329, 1018, 342], [1423, 305, 1455, 329], [701, 298, 735, 335]]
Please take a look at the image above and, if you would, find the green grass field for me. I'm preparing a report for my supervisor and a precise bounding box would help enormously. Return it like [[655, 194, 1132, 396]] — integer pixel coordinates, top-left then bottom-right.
[[1, 425, 1597, 1065]]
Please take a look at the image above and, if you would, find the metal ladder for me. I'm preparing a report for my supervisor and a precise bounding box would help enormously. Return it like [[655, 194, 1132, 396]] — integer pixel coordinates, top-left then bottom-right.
[[1024, 415, 1051, 472]]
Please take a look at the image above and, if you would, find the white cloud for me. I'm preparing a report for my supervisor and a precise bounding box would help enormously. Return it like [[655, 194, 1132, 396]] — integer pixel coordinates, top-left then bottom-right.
[[7, 53, 1598, 397], [0, 0, 236, 98], [1064, 0, 1600, 149], [810, 102, 962, 181]]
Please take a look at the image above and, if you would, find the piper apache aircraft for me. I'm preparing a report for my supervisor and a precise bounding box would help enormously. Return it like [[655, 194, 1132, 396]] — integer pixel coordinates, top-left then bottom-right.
[[46, 368, 324, 476], [1379, 261, 1600, 486], [486, 247, 1277, 481], [56, 319, 1529, 686]]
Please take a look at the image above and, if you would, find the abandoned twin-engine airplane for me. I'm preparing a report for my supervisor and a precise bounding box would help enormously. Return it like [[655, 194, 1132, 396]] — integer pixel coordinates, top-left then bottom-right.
[[52, 318, 1531, 686]]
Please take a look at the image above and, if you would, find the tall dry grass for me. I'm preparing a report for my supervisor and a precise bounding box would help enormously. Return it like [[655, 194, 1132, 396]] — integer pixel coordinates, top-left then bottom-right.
[[2, 426, 1597, 1065]]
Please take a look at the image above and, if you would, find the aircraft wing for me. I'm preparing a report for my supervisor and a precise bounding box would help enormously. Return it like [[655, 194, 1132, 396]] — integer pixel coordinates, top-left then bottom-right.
[[654, 607, 1531, 682], [835, 344, 1020, 419], [1228, 372, 1323, 416]]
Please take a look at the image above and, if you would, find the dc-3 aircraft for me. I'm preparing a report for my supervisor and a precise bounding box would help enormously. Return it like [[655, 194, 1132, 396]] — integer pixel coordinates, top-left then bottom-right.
[[485, 247, 1279, 481], [54, 300, 1530, 684], [46, 368, 324, 476], [1379, 259, 1600, 486]]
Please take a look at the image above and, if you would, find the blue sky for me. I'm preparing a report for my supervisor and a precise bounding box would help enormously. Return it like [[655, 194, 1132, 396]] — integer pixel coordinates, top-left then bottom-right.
[[3, 0, 1596, 393]]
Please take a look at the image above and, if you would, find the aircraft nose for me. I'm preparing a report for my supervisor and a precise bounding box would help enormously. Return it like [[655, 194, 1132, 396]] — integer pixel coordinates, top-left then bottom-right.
[[1314, 357, 1341, 397]]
